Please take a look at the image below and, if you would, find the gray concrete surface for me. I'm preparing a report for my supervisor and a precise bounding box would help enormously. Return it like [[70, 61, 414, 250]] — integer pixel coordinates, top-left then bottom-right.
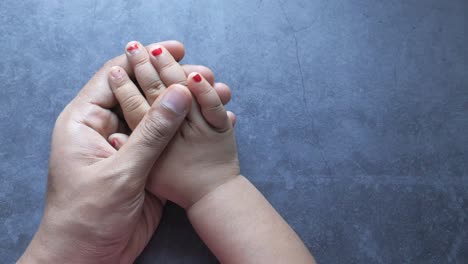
[[1, 0, 467, 263]]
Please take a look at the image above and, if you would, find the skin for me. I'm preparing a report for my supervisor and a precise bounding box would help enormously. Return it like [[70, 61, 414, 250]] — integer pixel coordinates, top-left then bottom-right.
[[107, 42, 238, 208], [18, 41, 232, 264], [112, 42, 317, 263]]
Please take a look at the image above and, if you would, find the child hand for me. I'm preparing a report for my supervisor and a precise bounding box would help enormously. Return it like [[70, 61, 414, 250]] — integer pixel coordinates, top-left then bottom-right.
[[107, 41, 314, 263], [107, 41, 240, 208]]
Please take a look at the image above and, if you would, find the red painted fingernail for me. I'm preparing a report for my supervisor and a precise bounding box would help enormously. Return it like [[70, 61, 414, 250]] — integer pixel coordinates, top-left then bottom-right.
[[193, 74, 202, 83], [111, 138, 119, 149], [151, 48, 163, 56], [126, 43, 139, 54]]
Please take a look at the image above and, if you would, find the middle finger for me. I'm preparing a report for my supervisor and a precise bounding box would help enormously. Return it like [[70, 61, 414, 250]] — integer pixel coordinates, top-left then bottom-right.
[[125, 41, 166, 105]]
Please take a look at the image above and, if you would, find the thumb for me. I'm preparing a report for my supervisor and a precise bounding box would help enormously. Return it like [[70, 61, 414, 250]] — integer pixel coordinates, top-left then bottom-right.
[[114, 84, 191, 179]]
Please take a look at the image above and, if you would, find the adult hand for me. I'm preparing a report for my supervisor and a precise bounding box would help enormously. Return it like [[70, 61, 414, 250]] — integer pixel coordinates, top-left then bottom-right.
[[18, 41, 218, 263]]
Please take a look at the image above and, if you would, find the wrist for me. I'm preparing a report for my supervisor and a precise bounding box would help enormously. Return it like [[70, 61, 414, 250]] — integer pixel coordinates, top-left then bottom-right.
[[171, 161, 241, 209], [186, 174, 244, 212], [18, 228, 66, 264], [18, 220, 107, 264], [186, 176, 315, 263]]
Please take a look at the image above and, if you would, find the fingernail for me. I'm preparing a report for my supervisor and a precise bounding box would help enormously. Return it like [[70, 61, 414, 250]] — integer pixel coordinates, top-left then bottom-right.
[[126, 42, 139, 54], [193, 74, 202, 83], [161, 86, 188, 115], [151, 47, 163, 56], [110, 66, 123, 79], [110, 138, 119, 149]]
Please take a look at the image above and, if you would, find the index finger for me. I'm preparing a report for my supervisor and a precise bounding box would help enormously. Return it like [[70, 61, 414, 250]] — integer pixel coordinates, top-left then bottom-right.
[[77, 40, 186, 109]]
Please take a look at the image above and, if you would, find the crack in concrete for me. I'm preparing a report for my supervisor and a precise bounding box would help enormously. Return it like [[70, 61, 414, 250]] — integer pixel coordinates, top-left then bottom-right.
[[277, 0, 333, 177], [277, 0, 307, 108]]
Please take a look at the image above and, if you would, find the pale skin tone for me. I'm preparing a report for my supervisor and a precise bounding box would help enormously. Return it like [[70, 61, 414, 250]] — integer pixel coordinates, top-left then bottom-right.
[[18, 41, 232, 264], [110, 41, 316, 263], [19, 39, 315, 263]]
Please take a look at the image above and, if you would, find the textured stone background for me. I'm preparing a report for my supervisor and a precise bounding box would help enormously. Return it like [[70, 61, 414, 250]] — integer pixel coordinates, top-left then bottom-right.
[[1, 0, 467, 263]]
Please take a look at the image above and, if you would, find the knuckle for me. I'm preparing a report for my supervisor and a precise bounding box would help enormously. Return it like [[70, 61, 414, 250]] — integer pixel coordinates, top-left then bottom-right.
[[159, 60, 178, 74], [197, 88, 220, 107], [133, 56, 151, 70], [139, 115, 173, 147], [122, 93, 145, 114], [112, 77, 131, 90], [144, 78, 166, 94], [199, 86, 215, 97], [115, 80, 128, 90], [175, 79, 188, 87], [206, 102, 225, 114]]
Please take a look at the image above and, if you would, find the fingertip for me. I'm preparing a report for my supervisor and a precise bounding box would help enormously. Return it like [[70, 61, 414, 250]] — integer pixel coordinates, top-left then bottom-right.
[[186, 72, 229, 130], [187, 71, 200, 81], [109, 65, 121, 76], [125, 40, 142, 55], [147, 44, 168, 58], [159, 84, 192, 116], [108, 133, 129, 150], [214, 82, 232, 105], [227, 111, 236, 127], [169, 83, 192, 97], [186, 72, 205, 88], [147, 40, 185, 62], [181, 65, 215, 85], [193, 65, 215, 85], [162, 40, 185, 61], [109, 66, 128, 86]]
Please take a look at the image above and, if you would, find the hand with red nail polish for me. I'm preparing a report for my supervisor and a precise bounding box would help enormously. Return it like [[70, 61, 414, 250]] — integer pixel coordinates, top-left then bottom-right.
[[18, 41, 196, 264], [112, 42, 315, 263], [110, 42, 240, 209], [18, 37, 314, 264]]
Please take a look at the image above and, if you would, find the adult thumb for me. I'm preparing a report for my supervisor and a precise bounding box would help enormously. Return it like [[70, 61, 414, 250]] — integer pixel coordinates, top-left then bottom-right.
[[114, 84, 191, 180]]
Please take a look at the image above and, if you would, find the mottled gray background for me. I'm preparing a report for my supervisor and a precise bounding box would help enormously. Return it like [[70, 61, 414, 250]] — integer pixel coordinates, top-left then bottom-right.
[[0, 0, 467, 263]]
